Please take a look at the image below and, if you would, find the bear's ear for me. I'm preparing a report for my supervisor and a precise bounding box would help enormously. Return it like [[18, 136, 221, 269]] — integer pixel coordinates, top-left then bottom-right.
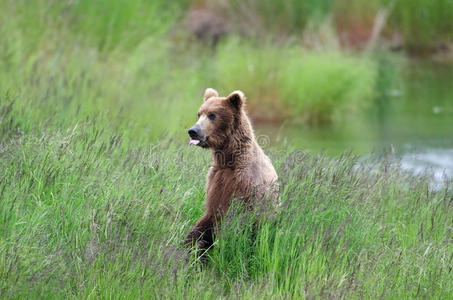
[[203, 88, 219, 102], [227, 90, 245, 110]]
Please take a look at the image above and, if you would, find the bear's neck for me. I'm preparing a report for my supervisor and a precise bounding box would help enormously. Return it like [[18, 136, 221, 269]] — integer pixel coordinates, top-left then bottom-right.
[[212, 113, 255, 169]]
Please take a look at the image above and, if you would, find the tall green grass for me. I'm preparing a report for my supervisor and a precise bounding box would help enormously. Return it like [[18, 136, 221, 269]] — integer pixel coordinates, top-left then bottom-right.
[[0, 0, 202, 140], [0, 3, 452, 297], [1, 101, 452, 297]]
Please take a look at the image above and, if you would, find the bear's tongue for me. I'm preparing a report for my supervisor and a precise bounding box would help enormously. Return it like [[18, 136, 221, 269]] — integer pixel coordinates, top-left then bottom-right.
[[189, 139, 200, 146]]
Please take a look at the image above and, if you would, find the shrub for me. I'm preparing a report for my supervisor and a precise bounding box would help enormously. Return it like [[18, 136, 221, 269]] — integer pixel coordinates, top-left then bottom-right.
[[214, 39, 377, 123]]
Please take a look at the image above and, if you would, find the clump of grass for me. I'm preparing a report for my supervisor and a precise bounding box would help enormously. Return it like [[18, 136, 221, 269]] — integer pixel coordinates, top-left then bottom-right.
[[214, 39, 377, 123], [280, 51, 377, 123]]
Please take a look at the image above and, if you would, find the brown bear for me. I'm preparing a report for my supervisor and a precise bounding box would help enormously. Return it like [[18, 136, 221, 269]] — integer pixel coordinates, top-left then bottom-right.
[[185, 88, 279, 254]]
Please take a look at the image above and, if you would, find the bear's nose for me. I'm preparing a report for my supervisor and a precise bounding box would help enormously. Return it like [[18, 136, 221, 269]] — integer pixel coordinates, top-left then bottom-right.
[[188, 127, 200, 139]]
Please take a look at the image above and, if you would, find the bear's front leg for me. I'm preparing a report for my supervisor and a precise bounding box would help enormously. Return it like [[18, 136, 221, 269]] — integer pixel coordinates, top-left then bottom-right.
[[185, 214, 215, 255]]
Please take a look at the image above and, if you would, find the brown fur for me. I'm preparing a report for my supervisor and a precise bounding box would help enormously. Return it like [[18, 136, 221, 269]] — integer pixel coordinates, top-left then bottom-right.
[[186, 89, 279, 254]]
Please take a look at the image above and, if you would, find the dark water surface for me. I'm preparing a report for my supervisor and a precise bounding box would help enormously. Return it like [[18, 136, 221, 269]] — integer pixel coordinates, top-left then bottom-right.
[[256, 60, 453, 183]]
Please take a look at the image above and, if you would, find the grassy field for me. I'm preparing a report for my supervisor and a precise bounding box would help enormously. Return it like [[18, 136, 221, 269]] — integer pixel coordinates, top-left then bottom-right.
[[1, 0, 453, 298], [1, 103, 452, 298]]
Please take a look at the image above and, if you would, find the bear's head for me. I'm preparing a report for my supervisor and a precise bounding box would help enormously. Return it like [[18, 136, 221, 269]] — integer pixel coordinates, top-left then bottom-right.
[[188, 88, 246, 149]]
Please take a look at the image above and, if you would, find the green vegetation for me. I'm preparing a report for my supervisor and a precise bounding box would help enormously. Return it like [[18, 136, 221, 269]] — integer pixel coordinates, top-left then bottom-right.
[[1, 0, 453, 298], [391, 0, 453, 50], [204, 0, 453, 49], [1, 103, 452, 297], [1, 0, 451, 130], [215, 41, 377, 123]]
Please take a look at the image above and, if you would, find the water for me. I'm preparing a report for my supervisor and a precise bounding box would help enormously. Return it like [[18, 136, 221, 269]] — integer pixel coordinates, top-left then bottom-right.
[[256, 60, 453, 184]]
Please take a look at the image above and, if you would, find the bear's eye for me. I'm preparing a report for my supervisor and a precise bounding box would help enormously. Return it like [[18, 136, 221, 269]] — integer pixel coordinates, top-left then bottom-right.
[[208, 113, 216, 120], [197, 112, 200, 119]]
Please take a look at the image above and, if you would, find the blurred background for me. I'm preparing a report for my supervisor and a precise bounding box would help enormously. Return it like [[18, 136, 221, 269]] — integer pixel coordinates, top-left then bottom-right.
[[1, 0, 452, 180]]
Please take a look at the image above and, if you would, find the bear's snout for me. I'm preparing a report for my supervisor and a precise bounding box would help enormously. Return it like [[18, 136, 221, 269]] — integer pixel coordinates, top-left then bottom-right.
[[188, 126, 201, 139], [188, 125, 206, 146]]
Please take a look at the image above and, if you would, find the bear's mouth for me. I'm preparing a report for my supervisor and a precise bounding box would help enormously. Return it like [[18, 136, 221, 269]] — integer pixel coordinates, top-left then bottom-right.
[[189, 136, 208, 147]]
